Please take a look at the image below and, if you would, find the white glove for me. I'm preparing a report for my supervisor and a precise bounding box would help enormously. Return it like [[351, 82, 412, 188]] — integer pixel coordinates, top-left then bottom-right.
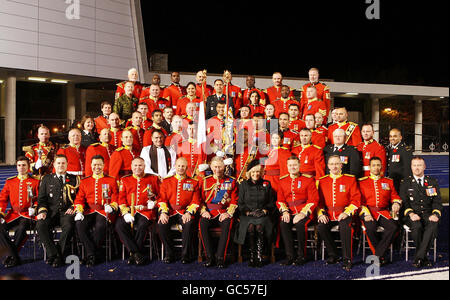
[[198, 164, 209, 172], [123, 213, 134, 224], [28, 207, 36, 217], [147, 200, 155, 210], [104, 204, 113, 214], [224, 158, 233, 166], [74, 213, 84, 222], [216, 151, 225, 157], [0, 218, 4, 224], [34, 159, 42, 170]]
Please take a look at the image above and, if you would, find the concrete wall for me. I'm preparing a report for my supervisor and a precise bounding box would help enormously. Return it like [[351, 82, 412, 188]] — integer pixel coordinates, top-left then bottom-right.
[[0, 0, 143, 80]]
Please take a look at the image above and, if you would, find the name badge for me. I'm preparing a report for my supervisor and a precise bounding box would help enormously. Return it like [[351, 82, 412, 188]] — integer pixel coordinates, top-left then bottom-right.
[[381, 183, 390, 190], [340, 156, 348, 164], [283, 138, 291, 144], [340, 185, 346, 192], [426, 187, 437, 196], [392, 155, 400, 163]]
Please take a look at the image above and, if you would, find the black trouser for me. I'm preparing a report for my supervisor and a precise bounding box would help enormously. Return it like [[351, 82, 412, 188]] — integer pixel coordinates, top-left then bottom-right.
[[115, 213, 151, 254], [405, 214, 439, 260], [363, 217, 398, 258], [158, 214, 194, 259], [75, 212, 108, 257], [36, 213, 74, 258], [317, 218, 353, 260], [0, 217, 32, 258], [279, 217, 310, 258], [199, 217, 232, 260]]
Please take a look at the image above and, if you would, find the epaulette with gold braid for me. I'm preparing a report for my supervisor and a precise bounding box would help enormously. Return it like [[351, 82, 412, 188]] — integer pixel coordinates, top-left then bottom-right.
[[319, 175, 329, 180], [279, 174, 289, 180], [344, 174, 355, 177], [358, 177, 369, 181], [6, 176, 17, 181], [313, 145, 322, 150], [302, 174, 313, 178]]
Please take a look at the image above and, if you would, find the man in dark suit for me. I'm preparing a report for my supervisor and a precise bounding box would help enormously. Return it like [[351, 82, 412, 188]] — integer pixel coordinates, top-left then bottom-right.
[[206, 79, 233, 120], [36, 154, 80, 267], [323, 128, 361, 177], [400, 156, 442, 268]]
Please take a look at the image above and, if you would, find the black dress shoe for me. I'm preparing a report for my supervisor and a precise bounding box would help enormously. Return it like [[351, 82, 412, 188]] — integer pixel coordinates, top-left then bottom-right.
[[127, 253, 136, 265], [413, 258, 423, 268], [4, 256, 20, 268], [45, 256, 56, 265], [326, 256, 341, 265], [134, 253, 146, 265], [216, 258, 225, 268], [294, 256, 307, 266], [86, 255, 96, 267], [51, 256, 63, 268], [280, 256, 295, 266], [342, 259, 352, 271], [203, 257, 215, 267], [181, 256, 190, 264], [423, 257, 433, 268], [163, 255, 174, 264]]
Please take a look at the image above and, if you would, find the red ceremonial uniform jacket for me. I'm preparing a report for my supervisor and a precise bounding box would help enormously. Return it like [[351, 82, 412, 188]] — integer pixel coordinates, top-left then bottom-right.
[[158, 174, 201, 217], [94, 115, 109, 134], [318, 174, 361, 221], [139, 96, 171, 119], [311, 129, 327, 149], [163, 83, 186, 109], [280, 128, 300, 151], [74, 174, 119, 218], [300, 82, 331, 118], [126, 118, 153, 131], [200, 175, 238, 219], [85, 142, 116, 177], [165, 131, 184, 150], [24, 141, 57, 174], [125, 125, 145, 153], [234, 145, 261, 180], [276, 174, 319, 217], [175, 96, 202, 116], [109, 128, 123, 148], [242, 88, 267, 106], [301, 98, 327, 120], [0, 175, 39, 223], [222, 83, 243, 112], [57, 144, 86, 175], [289, 119, 306, 133], [109, 146, 140, 180], [207, 116, 225, 142], [177, 138, 207, 178], [272, 98, 298, 118], [328, 121, 362, 147], [196, 83, 214, 100], [248, 104, 266, 118], [142, 125, 168, 147], [264, 147, 291, 178], [356, 139, 387, 177], [358, 175, 401, 221], [118, 174, 160, 220], [292, 144, 325, 179], [316, 125, 328, 137], [115, 81, 144, 100], [264, 86, 295, 103]]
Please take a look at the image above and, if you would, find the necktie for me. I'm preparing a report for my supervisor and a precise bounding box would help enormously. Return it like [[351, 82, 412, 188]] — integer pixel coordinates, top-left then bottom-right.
[[59, 175, 64, 186], [418, 178, 422, 187]]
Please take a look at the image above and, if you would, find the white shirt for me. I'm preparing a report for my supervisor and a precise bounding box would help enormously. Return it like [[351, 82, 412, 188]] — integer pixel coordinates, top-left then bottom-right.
[[414, 175, 425, 186], [140, 145, 176, 178]]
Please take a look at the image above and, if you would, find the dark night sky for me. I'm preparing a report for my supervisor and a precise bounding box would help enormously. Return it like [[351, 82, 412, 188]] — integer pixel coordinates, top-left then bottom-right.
[[140, 0, 448, 87]]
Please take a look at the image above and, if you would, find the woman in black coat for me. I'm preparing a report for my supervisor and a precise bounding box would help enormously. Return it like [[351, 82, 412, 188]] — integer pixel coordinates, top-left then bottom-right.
[[234, 159, 275, 267], [80, 115, 99, 148]]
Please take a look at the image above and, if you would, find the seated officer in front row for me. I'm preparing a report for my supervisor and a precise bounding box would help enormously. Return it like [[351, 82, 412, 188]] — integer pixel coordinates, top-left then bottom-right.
[[400, 156, 442, 268]]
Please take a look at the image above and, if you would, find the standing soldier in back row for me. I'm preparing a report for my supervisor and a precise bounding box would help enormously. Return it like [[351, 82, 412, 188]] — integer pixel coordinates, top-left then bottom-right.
[[386, 128, 413, 192], [23, 125, 57, 178]]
